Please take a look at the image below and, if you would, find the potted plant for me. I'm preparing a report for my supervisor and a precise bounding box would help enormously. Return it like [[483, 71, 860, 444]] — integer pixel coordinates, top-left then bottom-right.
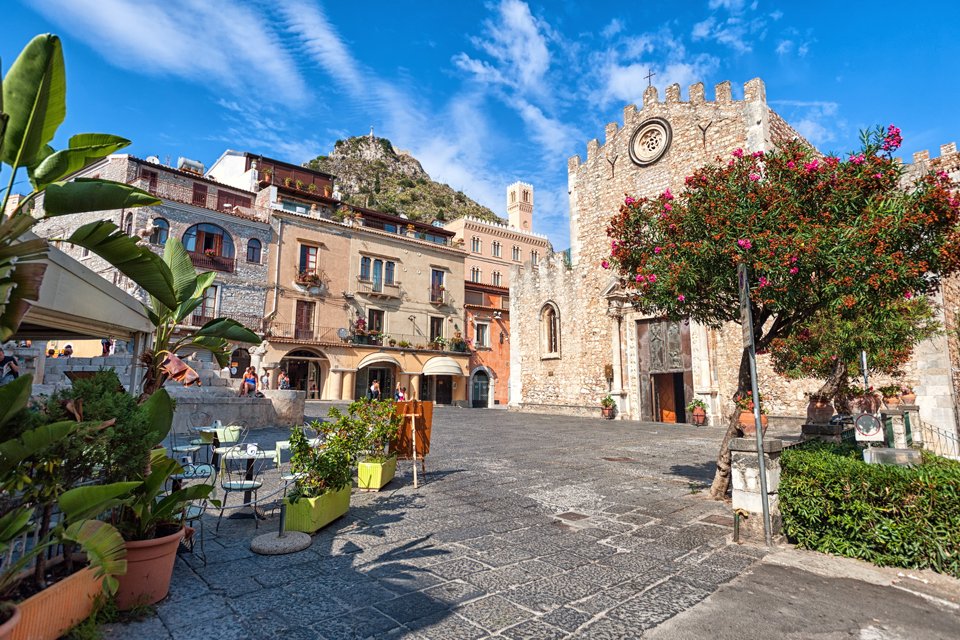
[[259, 168, 273, 188], [687, 398, 708, 426], [323, 185, 333, 198], [900, 384, 917, 405], [387, 337, 397, 347], [307, 183, 317, 193], [879, 384, 902, 408], [398, 340, 411, 349], [295, 179, 305, 191], [283, 422, 356, 534], [735, 390, 768, 435], [332, 400, 403, 491], [805, 393, 835, 425], [0, 376, 133, 640], [846, 384, 881, 414], [600, 395, 616, 419], [284, 176, 294, 188]]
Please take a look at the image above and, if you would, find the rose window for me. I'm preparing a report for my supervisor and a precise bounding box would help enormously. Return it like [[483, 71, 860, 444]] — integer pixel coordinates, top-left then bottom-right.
[[629, 118, 672, 166]]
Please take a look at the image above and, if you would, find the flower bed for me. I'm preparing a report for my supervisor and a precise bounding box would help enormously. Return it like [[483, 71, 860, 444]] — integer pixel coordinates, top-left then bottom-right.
[[779, 442, 960, 578]]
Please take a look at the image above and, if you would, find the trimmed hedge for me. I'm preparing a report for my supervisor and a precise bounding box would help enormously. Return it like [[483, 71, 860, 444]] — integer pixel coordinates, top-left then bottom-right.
[[779, 443, 960, 578]]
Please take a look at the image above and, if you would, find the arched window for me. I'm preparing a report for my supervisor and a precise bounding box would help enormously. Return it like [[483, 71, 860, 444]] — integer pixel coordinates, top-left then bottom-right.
[[492, 271, 502, 286], [492, 241, 501, 257], [471, 266, 481, 283], [246, 238, 262, 263], [182, 223, 234, 258], [149, 218, 169, 245], [540, 303, 560, 358], [360, 256, 371, 281], [385, 261, 396, 285], [471, 237, 481, 253], [123, 212, 134, 236]]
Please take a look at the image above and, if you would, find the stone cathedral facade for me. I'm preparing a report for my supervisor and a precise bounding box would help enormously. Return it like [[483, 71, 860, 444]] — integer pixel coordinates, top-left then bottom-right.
[[510, 77, 959, 453]]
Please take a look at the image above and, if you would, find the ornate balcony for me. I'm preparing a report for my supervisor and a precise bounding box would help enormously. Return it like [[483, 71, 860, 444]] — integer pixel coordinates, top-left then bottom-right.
[[429, 287, 447, 305], [356, 278, 401, 299], [188, 252, 236, 273]]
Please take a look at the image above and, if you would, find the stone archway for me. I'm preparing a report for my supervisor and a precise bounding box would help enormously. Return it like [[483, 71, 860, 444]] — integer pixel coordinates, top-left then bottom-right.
[[470, 366, 495, 408], [280, 348, 329, 400], [229, 347, 250, 378]]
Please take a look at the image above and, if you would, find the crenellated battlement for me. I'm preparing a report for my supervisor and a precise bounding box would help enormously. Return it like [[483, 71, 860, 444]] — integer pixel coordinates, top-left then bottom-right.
[[570, 78, 767, 171], [910, 142, 960, 170]]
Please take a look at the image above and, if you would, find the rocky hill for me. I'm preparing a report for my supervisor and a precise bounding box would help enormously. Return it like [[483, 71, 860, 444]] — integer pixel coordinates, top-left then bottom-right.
[[304, 135, 502, 224]]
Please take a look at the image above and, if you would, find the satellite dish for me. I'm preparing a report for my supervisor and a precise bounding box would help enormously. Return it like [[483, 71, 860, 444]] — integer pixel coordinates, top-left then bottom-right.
[[337, 328, 350, 341]]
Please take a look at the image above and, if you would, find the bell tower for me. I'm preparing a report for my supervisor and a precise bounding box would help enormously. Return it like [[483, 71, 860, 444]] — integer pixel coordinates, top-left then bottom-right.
[[507, 181, 533, 231]]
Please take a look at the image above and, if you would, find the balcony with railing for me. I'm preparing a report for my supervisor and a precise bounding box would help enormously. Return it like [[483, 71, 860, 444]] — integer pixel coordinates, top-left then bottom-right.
[[129, 174, 262, 220], [264, 323, 342, 343], [356, 277, 401, 299], [429, 287, 447, 305], [188, 251, 236, 273]]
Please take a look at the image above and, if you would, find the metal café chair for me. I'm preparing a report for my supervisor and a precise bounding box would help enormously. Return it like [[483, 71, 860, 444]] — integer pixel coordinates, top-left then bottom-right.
[[273, 440, 305, 494], [187, 411, 215, 462], [210, 424, 246, 469], [174, 463, 217, 565], [169, 422, 202, 465], [215, 444, 268, 531]]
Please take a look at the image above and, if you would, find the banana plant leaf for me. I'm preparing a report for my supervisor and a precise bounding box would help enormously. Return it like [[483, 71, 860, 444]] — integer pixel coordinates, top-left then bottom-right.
[[163, 238, 200, 307], [58, 481, 140, 523], [30, 133, 130, 187], [196, 318, 261, 344], [0, 373, 32, 428], [0, 418, 77, 476], [140, 388, 173, 446], [44, 178, 159, 216], [0, 34, 65, 168], [67, 220, 176, 309], [63, 520, 127, 594]]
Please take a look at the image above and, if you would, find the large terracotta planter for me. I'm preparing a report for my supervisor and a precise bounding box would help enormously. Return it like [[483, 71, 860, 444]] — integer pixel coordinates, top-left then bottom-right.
[[883, 395, 902, 409], [358, 456, 397, 491], [284, 485, 351, 534], [901, 392, 917, 405], [10, 564, 103, 640], [738, 411, 768, 436], [806, 399, 834, 425], [0, 605, 20, 640], [601, 406, 615, 420], [115, 528, 184, 611], [690, 407, 707, 426]]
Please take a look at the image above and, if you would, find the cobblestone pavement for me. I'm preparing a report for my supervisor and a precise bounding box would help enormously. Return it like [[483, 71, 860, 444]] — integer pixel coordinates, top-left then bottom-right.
[[108, 407, 762, 639]]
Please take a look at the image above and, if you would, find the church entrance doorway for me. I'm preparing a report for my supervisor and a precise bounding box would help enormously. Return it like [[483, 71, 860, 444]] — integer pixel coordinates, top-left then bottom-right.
[[637, 319, 692, 423]]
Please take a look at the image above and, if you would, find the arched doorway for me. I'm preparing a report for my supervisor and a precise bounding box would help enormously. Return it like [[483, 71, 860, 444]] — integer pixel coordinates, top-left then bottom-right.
[[354, 354, 401, 400], [280, 349, 328, 399], [229, 348, 250, 378], [471, 370, 490, 408]]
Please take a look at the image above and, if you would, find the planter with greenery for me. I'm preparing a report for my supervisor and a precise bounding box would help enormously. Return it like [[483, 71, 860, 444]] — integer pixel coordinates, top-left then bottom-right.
[[600, 395, 616, 419], [734, 391, 768, 435], [805, 394, 835, 425], [342, 400, 403, 491], [283, 421, 356, 533], [878, 384, 902, 408], [686, 398, 708, 426], [780, 442, 960, 578], [900, 385, 917, 405]]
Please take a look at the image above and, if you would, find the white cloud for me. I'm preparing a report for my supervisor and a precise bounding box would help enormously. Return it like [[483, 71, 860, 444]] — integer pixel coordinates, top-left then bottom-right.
[[708, 0, 747, 11], [30, 0, 307, 103], [776, 39, 794, 56], [770, 100, 842, 147], [793, 119, 834, 146], [770, 10, 784, 20], [601, 18, 624, 39], [277, 0, 365, 96]]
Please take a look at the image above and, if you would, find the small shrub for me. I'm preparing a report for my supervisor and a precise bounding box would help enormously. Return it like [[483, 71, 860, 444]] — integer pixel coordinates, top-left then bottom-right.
[[779, 442, 960, 578]]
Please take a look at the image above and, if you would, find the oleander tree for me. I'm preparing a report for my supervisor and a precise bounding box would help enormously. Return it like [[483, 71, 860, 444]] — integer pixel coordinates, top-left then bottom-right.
[[605, 125, 960, 499]]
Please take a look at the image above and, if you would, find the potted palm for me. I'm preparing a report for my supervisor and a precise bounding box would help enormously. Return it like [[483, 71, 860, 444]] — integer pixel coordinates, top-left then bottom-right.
[[283, 421, 357, 534], [600, 395, 616, 419], [686, 398, 708, 426]]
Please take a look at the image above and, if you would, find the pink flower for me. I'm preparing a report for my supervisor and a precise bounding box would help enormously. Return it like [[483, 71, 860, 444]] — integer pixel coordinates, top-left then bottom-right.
[[748, 173, 760, 181], [611, 240, 619, 250], [789, 267, 799, 275], [635, 274, 643, 283], [669, 224, 676, 230], [677, 294, 685, 302], [664, 203, 673, 212], [625, 196, 636, 206], [737, 239, 752, 250], [804, 159, 819, 172], [648, 274, 657, 283], [787, 161, 796, 169], [882, 124, 902, 152], [752, 150, 764, 158], [685, 175, 694, 185], [904, 291, 913, 299], [601, 260, 610, 269], [758, 276, 769, 288], [874, 173, 883, 179], [663, 188, 674, 201], [849, 153, 865, 165], [654, 246, 662, 254], [732, 148, 744, 158], [790, 255, 798, 263]]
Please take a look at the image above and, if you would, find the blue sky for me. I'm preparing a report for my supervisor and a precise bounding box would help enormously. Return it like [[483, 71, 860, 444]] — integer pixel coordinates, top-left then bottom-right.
[[6, 1, 960, 249]]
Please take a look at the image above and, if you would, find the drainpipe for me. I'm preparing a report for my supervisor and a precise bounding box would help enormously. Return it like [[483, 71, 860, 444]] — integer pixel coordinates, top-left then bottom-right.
[[269, 216, 284, 319]]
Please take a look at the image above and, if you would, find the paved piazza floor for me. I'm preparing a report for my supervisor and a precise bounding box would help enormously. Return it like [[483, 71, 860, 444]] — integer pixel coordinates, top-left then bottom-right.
[[108, 406, 770, 639]]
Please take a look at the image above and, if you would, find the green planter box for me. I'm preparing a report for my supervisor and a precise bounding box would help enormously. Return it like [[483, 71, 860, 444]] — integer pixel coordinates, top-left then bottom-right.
[[283, 485, 351, 533], [357, 455, 397, 491]]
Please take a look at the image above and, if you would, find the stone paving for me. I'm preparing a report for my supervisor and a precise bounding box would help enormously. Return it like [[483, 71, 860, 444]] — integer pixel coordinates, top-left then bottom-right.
[[108, 406, 764, 639]]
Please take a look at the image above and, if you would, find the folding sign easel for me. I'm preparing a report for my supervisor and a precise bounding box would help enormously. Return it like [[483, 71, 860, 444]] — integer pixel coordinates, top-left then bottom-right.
[[391, 400, 433, 488]]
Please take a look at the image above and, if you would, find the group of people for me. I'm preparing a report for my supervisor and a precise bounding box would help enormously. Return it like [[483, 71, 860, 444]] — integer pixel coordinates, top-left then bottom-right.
[[0, 346, 19, 386], [239, 367, 291, 396], [45, 344, 73, 358], [366, 380, 411, 402]]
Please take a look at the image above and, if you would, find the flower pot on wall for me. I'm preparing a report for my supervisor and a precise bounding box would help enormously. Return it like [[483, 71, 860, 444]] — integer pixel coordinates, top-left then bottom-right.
[[10, 564, 104, 640], [358, 456, 397, 491], [115, 528, 184, 611], [690, 407, 707, 426], [284, 485, 351, 534], [805, 398, 834, 425], [738, 411, 768, 436], [883, 395, 902, 409], [901, 392, 917, 405]]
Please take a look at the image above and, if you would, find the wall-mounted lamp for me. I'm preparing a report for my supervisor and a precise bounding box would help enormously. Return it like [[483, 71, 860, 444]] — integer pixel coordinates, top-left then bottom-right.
[[499, 332, 506, 344]]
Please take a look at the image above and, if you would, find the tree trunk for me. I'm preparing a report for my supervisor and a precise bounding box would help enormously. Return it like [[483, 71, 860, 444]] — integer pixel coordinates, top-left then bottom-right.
[[816, 359, 850, 413], [32, 504, 53, 589], [709, 348, 752, 500]]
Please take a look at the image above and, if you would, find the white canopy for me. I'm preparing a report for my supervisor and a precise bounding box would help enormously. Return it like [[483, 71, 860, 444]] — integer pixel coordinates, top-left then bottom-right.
[[422, 356, 464, 377]]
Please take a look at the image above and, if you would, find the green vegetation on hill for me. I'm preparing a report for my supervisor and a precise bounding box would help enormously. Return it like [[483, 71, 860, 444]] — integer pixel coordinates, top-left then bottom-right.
[[304, 135, 502, 224]]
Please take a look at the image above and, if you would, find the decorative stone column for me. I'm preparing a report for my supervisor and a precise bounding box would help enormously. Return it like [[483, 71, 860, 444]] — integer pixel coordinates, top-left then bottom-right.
[[409, 374, 421, 401], [331, 370, 344, 400], [342, 370, 356, 401], [729, 437, 783, 543]]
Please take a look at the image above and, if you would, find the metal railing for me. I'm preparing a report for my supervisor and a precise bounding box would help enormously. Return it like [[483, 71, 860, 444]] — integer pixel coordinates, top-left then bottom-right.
[[356, 279, 401, 298], [264, 323, 342, 343], [188, 252, 236, 273], [429, 287, 447, 305]]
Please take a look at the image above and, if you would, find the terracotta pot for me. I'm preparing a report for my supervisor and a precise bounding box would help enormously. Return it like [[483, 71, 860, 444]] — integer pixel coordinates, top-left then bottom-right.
[[690, 407, 707, 426], [10, 564, 103, 640], [115, 528, 184, 611], [883, 395, 902, 409], [738, 411, 768, 436], [901, 392, 917, 405], [852, 394, 881, 414], [805, 399, 834, 425], [601, 406, 615, 419], [0, 605, 20, 640]]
